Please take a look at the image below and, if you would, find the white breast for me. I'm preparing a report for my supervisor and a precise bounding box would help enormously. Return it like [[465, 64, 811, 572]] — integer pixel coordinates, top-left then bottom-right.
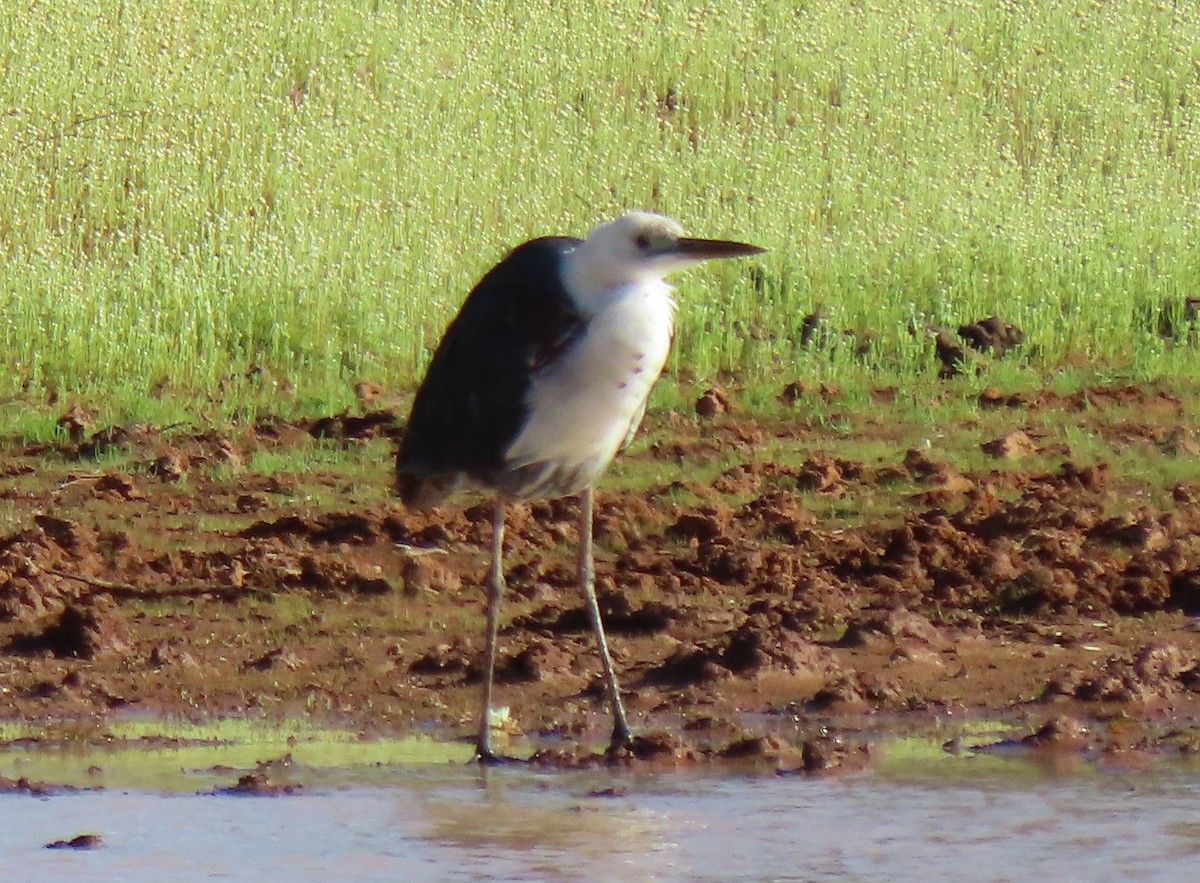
[[505, 280, 675, 494]]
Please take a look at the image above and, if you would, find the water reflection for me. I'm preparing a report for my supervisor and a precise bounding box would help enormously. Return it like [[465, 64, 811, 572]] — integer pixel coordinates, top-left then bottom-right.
[[3, 730, 1200, 881], [405, 770, 678, 880]]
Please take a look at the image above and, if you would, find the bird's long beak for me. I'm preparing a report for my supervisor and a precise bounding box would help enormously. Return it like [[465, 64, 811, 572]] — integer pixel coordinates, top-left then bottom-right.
[[674, 237, 766, 260]]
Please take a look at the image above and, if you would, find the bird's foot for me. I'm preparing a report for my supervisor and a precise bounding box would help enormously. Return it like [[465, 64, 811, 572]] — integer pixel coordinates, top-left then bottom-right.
[[474, 745, 517, 766], [474, 747, 501, 765], [605, 725, 636, 759]]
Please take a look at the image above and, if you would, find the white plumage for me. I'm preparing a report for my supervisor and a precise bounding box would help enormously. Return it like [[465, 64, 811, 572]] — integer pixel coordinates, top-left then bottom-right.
[[506, 276, 675, 498]]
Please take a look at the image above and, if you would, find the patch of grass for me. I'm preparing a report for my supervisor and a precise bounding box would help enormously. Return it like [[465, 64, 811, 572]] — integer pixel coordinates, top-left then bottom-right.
[[239, 440, 388, 482], [625, 369, 1200, 530], [0, 500, 24, 536], [0, 720, 471, 791], [1, 1, 1199, 422], [269, 593, 320, 632]]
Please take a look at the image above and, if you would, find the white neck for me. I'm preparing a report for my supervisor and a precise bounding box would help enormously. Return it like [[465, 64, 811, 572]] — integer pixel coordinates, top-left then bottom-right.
[[562, 245, 666, 316]]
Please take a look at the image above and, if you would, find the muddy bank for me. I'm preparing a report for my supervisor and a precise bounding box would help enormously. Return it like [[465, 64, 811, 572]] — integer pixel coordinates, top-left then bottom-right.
[[3, 381, 1200, 764]]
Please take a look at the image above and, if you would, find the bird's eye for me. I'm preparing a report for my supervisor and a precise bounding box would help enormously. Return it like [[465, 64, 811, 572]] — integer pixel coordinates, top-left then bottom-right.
[[634, 234, 651, 250]]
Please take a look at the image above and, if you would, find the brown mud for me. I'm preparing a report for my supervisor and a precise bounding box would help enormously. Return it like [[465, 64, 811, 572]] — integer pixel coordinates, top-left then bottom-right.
[[4, 381, 1200, 769]]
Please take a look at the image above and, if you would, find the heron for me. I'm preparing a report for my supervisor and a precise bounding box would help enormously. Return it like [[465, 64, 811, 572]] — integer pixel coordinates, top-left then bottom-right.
[[396, 211, 765, 760]]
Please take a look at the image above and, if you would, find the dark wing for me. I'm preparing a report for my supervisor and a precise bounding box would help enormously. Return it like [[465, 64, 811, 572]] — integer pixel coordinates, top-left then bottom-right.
[[396, 236, 585, 507]]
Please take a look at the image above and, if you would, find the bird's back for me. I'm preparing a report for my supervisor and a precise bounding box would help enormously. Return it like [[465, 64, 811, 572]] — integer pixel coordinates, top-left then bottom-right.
[[396, 236, 585, 508]]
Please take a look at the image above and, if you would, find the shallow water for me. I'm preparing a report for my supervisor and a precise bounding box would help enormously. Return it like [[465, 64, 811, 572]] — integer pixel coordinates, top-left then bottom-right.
[[4, 726, 1200, 882]]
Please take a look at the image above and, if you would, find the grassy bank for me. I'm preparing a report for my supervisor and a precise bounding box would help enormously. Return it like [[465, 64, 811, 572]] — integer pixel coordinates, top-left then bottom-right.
[[2, 1, 1200, 426]]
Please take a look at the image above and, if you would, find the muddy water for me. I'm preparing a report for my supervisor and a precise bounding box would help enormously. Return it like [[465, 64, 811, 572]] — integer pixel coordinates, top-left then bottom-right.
[[3, 728, 1200, 881]]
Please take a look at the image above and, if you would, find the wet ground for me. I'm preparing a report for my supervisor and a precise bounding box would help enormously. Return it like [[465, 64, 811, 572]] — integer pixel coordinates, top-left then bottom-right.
[[3, 378, 1200, 768], [6, 731, 1200, 881]]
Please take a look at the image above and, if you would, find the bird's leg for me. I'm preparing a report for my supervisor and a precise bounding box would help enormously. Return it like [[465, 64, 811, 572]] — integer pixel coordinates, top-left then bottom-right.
[[476, 498, 507, 763], [578, 485, 634, 754]]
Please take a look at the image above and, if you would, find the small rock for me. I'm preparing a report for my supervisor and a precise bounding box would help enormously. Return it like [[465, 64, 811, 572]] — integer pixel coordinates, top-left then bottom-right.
[[354, 381, 383, 406], [799, 309, 826, 347], [94, 473, 145, 500], [45, 834, 103, 850], [243, 647, 303, 672], [796, 455, 844, 495], [57, 405, 94, 443], [809, 675, 870, 712], [6, 602, 131, 660], [1133, 642, 1190, 681], [931, 328, 969, 376], [782, 736, 871, 775], [215, 439, 243, 468], [401, 554, 463, 596], [1023, 716, 1095, 751], [779, 381, 810, 405], [840, 608, 944, 648], [207, 773, 301, 796], [981, 430, 1039, 460], [149, 452, 187, 481], [719, 735, 795, 764], [958, 316, 1025, 356], [695, 387, 731, 418]]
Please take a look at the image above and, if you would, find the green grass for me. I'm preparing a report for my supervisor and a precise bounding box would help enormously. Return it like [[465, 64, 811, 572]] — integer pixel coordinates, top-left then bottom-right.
[[3, 1, 1200, 422], [0, 720, 472, 791]]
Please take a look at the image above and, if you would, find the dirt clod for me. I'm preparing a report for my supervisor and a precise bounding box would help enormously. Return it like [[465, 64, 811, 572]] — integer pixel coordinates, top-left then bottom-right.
[[981, 430, 1039, 460], [957, 316, 1025, 356], [695, 387, 731, 418], [207, 773, 302, 796], [6, 603, 129, 660], [45, 834, 103, 850]]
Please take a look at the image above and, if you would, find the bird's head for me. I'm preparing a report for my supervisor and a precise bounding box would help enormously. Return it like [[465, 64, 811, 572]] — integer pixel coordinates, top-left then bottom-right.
[[565, 211, 765, 303]]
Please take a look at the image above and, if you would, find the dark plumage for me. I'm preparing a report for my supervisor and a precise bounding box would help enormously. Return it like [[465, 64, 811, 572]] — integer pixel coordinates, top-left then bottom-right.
[[397, 237, 585, 507]]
